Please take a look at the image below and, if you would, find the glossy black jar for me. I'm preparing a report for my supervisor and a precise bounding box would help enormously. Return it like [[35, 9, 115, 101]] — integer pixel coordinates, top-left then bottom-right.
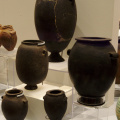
[[16, 40, 48, 90], [35, 0, 77, 62], [43, 89, 67, 120], [68, 37, 118, 106], [116, 39, 120, 84], [1, 89, 28, 120]]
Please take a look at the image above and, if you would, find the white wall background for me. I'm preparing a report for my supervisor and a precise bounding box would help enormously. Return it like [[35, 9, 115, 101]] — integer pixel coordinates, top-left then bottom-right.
[[67, 0, 120, 52], [0, 0, 38, 47], [0, 0, 119, 49]]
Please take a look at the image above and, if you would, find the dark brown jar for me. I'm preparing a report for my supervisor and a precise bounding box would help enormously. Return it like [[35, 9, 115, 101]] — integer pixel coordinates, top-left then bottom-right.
[[68, 37, 118, 106], [1, 89, 28, 120], [16, 40, 48, 90], [43, 89, 67, 120], [116, 39, 120, 84], [35, 0, 77, 62]]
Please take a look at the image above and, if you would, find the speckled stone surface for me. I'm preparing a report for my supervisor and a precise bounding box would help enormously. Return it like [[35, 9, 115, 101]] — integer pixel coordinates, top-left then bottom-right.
[[116, 97, 120, 120]]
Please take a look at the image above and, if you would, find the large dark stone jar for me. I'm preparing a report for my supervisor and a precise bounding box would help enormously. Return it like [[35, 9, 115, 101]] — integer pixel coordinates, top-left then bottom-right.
[[43, 89, 67, 120], [1, 89, 28, 120], [116, 38, 120, 84], [35, 0, 77, 62], [68, 37, 118, 106], [16, 40, 48, 90]]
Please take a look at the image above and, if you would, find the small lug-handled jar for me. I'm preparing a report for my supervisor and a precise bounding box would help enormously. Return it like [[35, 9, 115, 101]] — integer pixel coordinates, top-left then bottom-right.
[[43, 89, 67, 120], [1, 89, 28, 120], [16, 40, 48, 90]]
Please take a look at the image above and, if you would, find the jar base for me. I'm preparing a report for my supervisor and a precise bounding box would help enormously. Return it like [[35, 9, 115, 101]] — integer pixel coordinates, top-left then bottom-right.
[[77, 96, 105, 106], [25, 85, 37, 90], [49, 52, 64, 62]]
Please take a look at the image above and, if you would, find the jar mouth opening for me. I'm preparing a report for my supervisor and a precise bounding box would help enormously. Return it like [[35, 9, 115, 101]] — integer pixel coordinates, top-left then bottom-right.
[[6, 89, 23, 96], [75, 37, 111, 42], [46, 89, 65, 96], [22, 40, 45, 46]]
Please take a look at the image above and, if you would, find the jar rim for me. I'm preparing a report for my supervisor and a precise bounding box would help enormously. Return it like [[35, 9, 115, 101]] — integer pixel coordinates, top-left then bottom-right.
[[22, 40, 45, 46], [75, 37, 111, 42], [5, 89, 23, 97], [46, 89, 65, 96]]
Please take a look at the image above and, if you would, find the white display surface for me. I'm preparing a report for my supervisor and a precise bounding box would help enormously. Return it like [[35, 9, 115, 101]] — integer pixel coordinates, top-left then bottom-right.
[[64, 100, 118, 120], [49, 58, 68, 72], [8, 82, 73, 120], [0, 46, 17, 57]]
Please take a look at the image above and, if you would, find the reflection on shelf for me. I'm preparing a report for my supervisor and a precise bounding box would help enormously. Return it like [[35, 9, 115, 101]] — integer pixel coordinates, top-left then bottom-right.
[[0, 47, 17, 97], [49, 58, 68, 72]]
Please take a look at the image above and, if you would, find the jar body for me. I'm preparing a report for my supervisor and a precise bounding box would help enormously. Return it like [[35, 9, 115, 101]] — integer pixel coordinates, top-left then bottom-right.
[[35, 0, 77, 62], [1, 89, 28, 120], [68, 37, 118, 106], [43, 90, 67, 120], [16, 40, 48, 90], [116, 40, 120, 84]]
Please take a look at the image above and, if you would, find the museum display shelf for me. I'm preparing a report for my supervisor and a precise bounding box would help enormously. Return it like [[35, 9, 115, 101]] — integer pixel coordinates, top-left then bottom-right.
[[0, 82, 118, 120], [0, 84, 10, 98], [64, 98, 118, 120], [0, 47, 17, 57], [5, 82, 72, 120], [49, 57, 68, 72], [66, 86, 115, 120], [71, 101, 110, 120], [0, 47, 17, 94]]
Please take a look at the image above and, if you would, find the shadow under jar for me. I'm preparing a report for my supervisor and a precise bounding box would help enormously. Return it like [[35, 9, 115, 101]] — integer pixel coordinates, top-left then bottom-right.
[[1, 89, 28, 120], [34, 0, 77, 62], [16, 40, 48, 90], [68, 37, 118, 106]]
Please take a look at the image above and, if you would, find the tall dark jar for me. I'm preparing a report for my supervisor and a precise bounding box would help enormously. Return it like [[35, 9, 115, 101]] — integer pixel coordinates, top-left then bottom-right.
[[1, 89, 28, 120], [43, 89, 67, 120], [35, 0, 77, 62], [68, 37, 118, 106], [116, 39, 120, 84], [16, 40, 48, 90]]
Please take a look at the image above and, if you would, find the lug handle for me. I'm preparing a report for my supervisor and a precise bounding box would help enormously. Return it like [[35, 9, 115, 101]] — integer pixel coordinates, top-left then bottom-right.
[[1, 96, 3, 99], [109, 52, 119, 59], [23, 100, 28, 104], [67, 49, 71, 56]]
